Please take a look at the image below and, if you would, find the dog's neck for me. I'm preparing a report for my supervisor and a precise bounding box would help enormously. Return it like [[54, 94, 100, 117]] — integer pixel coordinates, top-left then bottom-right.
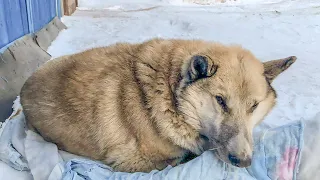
[[131, 48, 202, 154]]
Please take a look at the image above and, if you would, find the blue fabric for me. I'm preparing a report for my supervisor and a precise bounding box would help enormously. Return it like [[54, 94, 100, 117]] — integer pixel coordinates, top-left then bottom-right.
[[248, 122, 304, 180], [60, 121, 304, 180]]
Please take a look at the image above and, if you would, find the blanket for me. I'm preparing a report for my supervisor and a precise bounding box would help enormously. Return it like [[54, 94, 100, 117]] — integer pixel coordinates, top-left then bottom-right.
[[0, 97, 304, 180]]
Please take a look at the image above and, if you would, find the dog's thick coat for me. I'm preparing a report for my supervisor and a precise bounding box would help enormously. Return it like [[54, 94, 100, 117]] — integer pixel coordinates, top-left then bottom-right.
[[20, 39, 296, 172]]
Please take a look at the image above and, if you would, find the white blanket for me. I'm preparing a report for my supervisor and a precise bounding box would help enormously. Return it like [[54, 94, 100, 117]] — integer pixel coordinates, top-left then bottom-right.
[[0, 97, 80, 180], [0, 97, 306, 180]]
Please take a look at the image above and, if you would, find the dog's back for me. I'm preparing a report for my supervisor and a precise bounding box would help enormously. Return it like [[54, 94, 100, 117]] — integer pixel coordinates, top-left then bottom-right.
[[20, 38, 296, 172], [21, 40, 189, 172]]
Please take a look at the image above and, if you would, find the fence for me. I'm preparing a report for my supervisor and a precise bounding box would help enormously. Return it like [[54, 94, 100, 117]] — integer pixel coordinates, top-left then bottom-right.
[[0, 0, 61, 50], [0, 0, 68, 121]]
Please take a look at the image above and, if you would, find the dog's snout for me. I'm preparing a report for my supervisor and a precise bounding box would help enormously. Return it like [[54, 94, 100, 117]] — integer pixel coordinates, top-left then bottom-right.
[[228, 154, 240, 165], [228, 153, 252, 167]]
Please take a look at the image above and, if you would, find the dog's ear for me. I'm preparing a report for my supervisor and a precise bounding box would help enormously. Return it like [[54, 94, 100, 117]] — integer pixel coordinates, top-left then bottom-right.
[[187, 55, 218, 83], [263, 56, 297, 83]]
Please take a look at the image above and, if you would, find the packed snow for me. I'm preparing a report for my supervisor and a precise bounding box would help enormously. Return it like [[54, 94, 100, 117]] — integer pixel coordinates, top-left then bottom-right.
[[49, 0, 320, 127], [2, 0, 320, 179]]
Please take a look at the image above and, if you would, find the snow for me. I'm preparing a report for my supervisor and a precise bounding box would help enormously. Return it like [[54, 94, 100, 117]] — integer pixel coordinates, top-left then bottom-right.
[[48, 0, 320, 127]]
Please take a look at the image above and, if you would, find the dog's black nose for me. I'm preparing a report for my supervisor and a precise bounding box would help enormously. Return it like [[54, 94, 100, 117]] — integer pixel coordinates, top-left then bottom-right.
[[228, 154, 240, 166], [228, 154, 252, 167]]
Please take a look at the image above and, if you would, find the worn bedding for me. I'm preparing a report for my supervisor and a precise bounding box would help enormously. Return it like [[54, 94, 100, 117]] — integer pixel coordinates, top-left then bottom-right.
[[0, 97, 304, 180]]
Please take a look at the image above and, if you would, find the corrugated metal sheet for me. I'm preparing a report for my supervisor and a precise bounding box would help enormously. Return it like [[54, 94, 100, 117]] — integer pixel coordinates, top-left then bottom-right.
[[0, 0, 59, 49], [27, 0, 57, 32], [0, 0, 29, 49]]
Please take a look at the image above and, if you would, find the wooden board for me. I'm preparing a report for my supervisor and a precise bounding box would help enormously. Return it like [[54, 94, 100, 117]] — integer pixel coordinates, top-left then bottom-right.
[[63, 0, 78, 16]]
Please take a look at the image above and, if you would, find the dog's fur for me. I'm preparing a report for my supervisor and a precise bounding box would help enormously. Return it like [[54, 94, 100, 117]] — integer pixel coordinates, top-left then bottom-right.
[[20, 39, 296, 172]]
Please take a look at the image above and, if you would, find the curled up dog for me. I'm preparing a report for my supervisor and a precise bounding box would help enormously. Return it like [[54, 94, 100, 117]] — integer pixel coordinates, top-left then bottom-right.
[[20, 39, 296, 172]]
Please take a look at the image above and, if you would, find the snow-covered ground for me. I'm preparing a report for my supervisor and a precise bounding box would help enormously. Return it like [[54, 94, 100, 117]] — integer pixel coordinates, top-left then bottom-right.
[[2, 0, 320, 179], [49, 0, 320, 127]]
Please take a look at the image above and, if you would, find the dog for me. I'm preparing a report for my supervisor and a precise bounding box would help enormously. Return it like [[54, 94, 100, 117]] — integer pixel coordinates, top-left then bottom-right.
[[20, 38, 296, 172]]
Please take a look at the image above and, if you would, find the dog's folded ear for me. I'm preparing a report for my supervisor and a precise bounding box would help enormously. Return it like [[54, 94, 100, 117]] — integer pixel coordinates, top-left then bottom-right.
[[187, 55, 218, 83], [263, 56, 297, 83]]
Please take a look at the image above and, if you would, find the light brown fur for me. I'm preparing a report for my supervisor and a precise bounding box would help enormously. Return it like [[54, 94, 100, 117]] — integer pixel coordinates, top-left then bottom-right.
[[20, 38, 296, 172]]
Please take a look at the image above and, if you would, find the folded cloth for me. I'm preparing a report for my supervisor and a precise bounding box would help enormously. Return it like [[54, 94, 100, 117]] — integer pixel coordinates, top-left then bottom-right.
[[0, 97, 29, 171], [0, 97, 304, 180], [58, 122, 304, 180]]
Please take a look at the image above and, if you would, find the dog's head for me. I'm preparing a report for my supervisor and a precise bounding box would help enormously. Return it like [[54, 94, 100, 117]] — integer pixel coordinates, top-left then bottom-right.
[[177, 44, 296, 167]]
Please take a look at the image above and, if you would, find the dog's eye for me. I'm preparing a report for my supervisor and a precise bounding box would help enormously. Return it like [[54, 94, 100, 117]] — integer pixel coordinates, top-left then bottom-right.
[[215, 96, 228, 112], [250, 102, 259, 113], [199, 133, 209, 141]]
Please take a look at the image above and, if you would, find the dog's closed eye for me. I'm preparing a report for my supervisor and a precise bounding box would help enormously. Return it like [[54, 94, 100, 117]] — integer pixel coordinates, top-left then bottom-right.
[[249, 101, 259, 113], [215, 96, 228, 112]]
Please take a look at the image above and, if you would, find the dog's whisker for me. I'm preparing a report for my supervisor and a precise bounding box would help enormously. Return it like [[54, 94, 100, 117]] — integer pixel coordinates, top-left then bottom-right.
[[208, 146, 222, 151]]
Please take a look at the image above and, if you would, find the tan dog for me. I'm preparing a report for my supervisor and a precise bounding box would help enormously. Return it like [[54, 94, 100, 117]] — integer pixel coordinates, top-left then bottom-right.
[[20, 38, 296, 172]]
